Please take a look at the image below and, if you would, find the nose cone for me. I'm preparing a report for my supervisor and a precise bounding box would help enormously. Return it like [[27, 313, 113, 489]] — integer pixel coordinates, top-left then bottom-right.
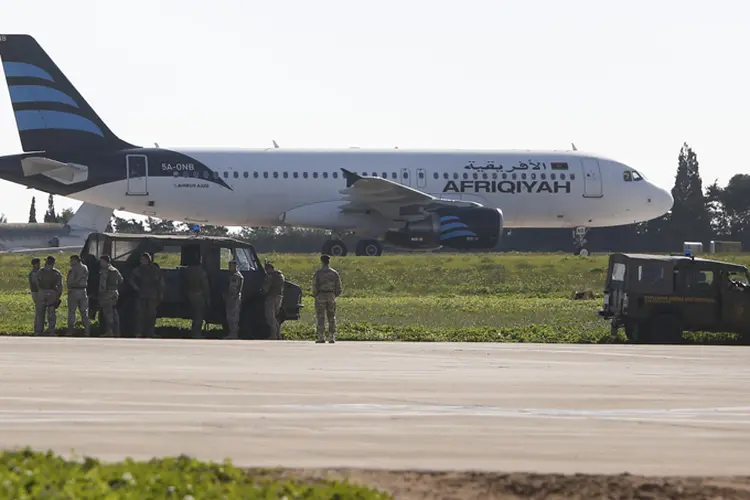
[[647, 184, 673, 217]]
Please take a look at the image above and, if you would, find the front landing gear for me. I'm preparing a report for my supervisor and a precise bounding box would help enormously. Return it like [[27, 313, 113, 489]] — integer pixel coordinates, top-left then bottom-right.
[[573, 227, 589, 256]]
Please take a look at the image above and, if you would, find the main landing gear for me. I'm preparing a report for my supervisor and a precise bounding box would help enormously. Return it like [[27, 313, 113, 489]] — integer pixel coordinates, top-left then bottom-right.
[[321, 238, 383, 257], [573, 226, 590, 256]]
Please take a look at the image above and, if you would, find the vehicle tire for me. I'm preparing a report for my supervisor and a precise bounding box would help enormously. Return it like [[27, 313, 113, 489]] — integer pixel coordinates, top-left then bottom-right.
[[647, 314, 683, 344]]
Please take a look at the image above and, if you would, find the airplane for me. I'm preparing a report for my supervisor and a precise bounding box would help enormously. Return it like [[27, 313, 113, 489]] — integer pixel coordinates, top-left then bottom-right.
[[0, 34, 673, 257], [0, 201, 113, 254]]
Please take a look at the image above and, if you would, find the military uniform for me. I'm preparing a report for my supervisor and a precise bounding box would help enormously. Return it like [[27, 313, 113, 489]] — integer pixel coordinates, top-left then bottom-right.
[[262, 268, 285, 339], [223, 270, 244, 339], [28, 267, 41, 334], [67, 260, 90, 335], [183, 264, 210, 338], [99, 264, 123, 337], [129, 262, 165, 337], [312, 264, 342, 343], [36, 264, 63, 336]]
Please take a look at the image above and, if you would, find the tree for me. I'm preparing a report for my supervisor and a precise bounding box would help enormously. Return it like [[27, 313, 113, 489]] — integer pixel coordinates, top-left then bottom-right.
[[28, 196, 37, 223], [668, 143, 712, 249], [146, 217, 178, 234], [59, 207, 74, 224], [43, 193, 57, 223]]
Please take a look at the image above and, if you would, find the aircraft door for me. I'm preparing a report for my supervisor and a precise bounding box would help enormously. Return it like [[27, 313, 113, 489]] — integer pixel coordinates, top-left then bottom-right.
[[581, 158, 603, 198], [400, 168, 411, 186], [416, 168, 427, 188], [126, 154, 148, 196]]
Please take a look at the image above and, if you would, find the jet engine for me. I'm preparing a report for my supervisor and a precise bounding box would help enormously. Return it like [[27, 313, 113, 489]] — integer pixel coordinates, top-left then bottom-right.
[[384, 207, 504, 250]]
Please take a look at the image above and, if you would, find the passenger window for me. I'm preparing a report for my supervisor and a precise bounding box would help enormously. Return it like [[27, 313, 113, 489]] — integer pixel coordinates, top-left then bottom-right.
[[512, 173, 517, 180], [551, 174, 556, 180], [254, 172, 259, 178], [492, 173, 497, 180], [443, 173, 449, 179], [303, 172, 308, 179], [463, 173, 468, 179], [570, 174, 575, 180], [623, 171, 632, 182], [273, 172, 278, 178], [392, 173, 397, 179], [293, 172, 298, 178], [433, 173, 439, 179], [453, 173, 458, 179], [263, 172, 268, 178], [243, 172, 249, 178], [223, 171, 228, 179], [323, 172, 328, 178], [482, 173, 488, 180], [333, 172, 338, 179], [473, 173, 478, 179], [313, 172, 318, 178], [541, 173, 546, 180], [233, 171, 239, 178], [283, 172, 289, 178], [522, 173, 527, 180], [560, 174, 565, 180]]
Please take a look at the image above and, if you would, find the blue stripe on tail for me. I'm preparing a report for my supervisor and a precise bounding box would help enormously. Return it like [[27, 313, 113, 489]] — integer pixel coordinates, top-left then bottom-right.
[[15, 110, 104, 136], [9, 85, 78, 107], [3, 61, 54, 81]]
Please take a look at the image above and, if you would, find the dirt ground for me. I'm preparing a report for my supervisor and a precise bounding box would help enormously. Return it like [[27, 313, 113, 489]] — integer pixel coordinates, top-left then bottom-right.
[[251, 468, 750, 499]]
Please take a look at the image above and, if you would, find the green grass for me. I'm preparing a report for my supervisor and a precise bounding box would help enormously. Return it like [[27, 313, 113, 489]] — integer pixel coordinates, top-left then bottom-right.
[[0, 448, 391, 499], [3, 251, 749, 343]]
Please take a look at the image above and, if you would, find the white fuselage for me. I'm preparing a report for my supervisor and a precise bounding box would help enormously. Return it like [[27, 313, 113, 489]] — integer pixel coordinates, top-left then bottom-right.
[[69, 148, 673, 232]]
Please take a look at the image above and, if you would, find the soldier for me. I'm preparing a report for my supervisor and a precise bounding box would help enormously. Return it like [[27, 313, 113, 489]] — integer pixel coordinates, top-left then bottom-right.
[[312, 254, 342, 343], [223, 260, 244, 340], [28, 258, 42, 334], [67, 254, 90, 336], [36, 255, 63, 336], [128, 252, 165, 338], [261, 261, 285, 340], [183, 259, 210, 339], [98, 255, 123, 337]]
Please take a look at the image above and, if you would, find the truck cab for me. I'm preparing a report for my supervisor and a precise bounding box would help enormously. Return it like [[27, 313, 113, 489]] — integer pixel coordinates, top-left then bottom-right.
[[599, 251, 750, 343], [80, 232, 303, 339]]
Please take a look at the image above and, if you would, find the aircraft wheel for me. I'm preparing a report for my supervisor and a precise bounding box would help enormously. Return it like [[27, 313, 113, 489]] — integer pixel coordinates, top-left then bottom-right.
[[355, 239, 383, 256], [322, 239, 347, 256]]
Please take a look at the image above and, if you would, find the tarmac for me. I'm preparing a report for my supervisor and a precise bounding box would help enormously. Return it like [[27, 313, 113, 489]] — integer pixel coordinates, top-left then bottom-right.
[[1, 337, 749, 476]]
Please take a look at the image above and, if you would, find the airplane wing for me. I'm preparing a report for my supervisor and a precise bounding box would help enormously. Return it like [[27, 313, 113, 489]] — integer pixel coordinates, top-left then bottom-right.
[[338, 168, 483, 221]]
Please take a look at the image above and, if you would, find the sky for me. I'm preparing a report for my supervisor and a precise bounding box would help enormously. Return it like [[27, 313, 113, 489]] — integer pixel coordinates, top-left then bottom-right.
[[0, 0, 747, 223]]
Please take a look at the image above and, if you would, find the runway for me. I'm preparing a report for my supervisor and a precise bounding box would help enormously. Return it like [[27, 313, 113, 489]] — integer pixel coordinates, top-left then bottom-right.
[[1, 337, 749, 476]]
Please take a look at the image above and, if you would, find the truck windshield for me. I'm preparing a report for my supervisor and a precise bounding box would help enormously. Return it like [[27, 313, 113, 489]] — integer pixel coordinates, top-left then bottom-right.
[[233, 247, 257, 271]]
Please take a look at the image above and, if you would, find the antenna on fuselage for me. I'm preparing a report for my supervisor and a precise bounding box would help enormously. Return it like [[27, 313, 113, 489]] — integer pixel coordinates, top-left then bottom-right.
[[155, 142, 159, 147], [272, 140, 279, 148], [571, 142, 577, 151]]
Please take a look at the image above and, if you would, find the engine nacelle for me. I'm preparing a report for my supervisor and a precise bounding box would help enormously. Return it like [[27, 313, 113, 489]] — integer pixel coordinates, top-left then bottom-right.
[[384, 206, 504, 250]]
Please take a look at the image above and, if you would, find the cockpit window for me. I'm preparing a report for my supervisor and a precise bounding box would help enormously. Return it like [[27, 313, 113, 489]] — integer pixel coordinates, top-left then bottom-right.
[[631, 170, 643, 181], [623, 171, 632, 182]]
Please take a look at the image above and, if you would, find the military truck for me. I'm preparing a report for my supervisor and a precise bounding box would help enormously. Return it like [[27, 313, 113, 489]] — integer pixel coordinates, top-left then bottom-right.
[[598, 251, 750, 343], [79, 232, 303, 339]]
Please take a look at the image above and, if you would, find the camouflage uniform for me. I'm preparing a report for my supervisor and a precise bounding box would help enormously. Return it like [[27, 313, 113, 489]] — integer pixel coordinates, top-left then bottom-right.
[[99, 264, 123, 337], [67, 260, 90, 335], [223, 269, 244, 339], [36, 264, 63, 336], [184, 264, 210, 338], [129, 262, 165, 338], [312, 264, 342, 343], [28, 266, 41, 334], [262, 268, 285, 339]]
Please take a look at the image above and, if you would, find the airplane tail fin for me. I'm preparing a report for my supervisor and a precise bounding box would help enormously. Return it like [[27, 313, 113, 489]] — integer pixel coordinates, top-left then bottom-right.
[[0, 34, 136, 153], [66, 202, 113, 233]]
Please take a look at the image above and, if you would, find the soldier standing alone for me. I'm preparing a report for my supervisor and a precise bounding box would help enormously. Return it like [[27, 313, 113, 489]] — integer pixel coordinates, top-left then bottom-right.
[[183, 259, 210, 339], [28, 258, 41, 334], [36, 255, 63, 336], [129, 252, 165, 338], [223, 260, 244, 340], [312, 254, 342, 344], [67, 254, 90, 336], [262, 261, 285, 340], [98, 255, 123, 337]]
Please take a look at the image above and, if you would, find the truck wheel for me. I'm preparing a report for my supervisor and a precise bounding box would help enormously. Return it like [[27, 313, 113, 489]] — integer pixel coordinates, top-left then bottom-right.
[[648, 314, 683, 344]]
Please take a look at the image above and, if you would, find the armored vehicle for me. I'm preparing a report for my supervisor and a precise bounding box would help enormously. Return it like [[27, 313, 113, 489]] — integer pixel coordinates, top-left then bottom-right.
[[79, 232, 303, 338], [598, 251, 750, 343]]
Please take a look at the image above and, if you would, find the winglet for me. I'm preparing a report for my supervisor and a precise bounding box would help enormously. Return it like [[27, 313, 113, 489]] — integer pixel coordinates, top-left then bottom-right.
[[272, 140, 279, 148], [571, 142, 577, 151], [340, 168, 361, 188]]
